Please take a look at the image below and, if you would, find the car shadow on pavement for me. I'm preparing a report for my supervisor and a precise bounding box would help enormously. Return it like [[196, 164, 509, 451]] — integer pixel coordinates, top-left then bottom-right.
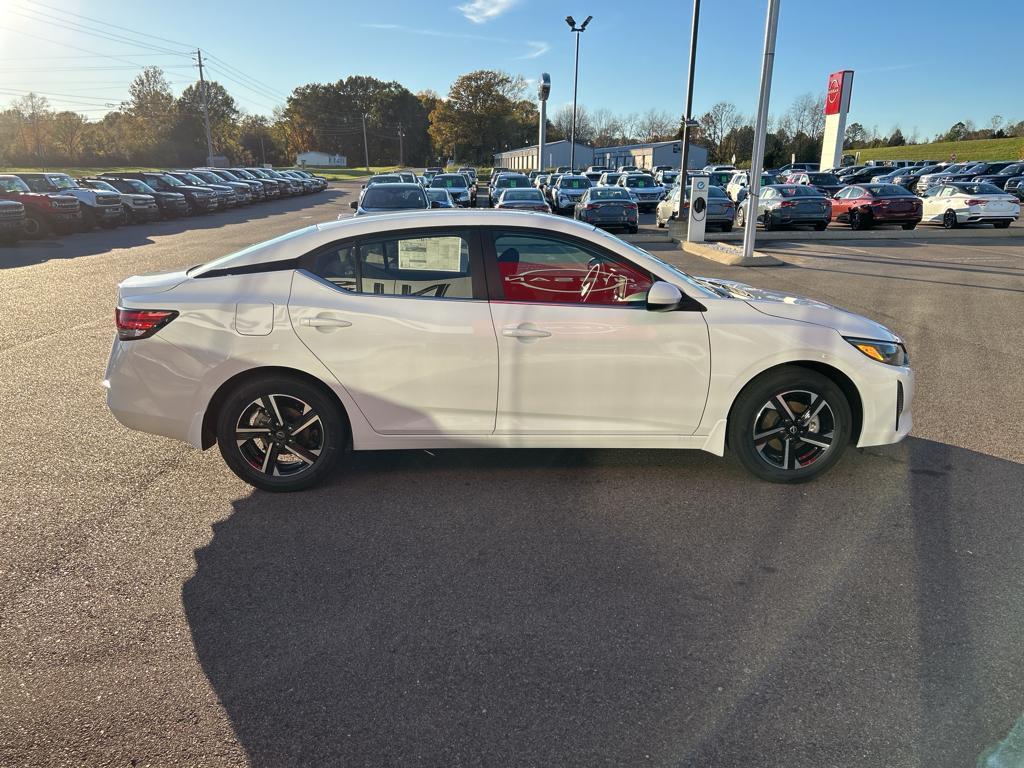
[[182, 437, 1024, 767], [0, 188, 350, 270]]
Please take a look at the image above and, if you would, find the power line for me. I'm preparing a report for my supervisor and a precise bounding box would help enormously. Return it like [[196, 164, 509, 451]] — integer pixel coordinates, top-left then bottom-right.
[[7, 7, 193, 57], [24, 0, 198, 53]]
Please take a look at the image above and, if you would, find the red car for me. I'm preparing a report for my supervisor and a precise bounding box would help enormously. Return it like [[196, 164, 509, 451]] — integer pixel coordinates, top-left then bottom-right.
[[830, 183, 922, 230]]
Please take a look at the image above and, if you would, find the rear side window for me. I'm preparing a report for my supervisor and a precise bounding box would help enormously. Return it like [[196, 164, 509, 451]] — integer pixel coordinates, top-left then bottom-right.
[[312, 232, 473, 299]]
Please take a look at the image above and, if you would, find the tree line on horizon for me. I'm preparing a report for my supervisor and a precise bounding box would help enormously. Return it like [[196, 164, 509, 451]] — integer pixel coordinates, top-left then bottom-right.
[[1, 65, 1020, 169]]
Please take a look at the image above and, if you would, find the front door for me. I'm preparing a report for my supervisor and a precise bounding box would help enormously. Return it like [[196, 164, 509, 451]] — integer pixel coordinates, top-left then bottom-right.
[[484, 229, 710, 434], [289, 228, 498, 434]]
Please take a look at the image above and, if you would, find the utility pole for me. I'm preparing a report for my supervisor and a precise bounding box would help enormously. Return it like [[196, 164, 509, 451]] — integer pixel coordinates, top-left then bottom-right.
[[361, 113, 370, 170], [259, 133, 266, 166], [679, 0, 700, 177], [537, 73, 550, 172], [741, 0, 781, 262], [195, 50, 215, 166], [565, 16, 592, 171], [398, 123, 404, 167]]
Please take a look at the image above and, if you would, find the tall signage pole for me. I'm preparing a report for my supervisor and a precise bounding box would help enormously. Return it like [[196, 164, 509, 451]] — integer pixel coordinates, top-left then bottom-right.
[[537, 73, 550, 172], [819, 70, 855, 170], [741, 0, 781, 263], [679, 0, 700, 176]]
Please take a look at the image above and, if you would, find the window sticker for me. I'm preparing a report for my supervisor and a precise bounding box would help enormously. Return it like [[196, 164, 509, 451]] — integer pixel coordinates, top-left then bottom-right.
[[397, 237, 464, 272]]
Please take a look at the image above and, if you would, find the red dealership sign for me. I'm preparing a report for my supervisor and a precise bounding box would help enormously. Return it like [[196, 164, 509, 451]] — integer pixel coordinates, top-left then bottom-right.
[[825, 70, 854, 115]]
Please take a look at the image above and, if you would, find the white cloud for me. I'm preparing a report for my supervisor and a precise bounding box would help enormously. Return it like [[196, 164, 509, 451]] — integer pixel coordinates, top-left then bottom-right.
[[518, 41, 549, 59], [457, 0, 518, 24]]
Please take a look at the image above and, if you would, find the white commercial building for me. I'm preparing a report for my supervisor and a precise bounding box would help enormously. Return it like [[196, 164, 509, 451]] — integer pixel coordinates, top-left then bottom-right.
[[296, 151, 347, 167], [493, 139, 707, 172]]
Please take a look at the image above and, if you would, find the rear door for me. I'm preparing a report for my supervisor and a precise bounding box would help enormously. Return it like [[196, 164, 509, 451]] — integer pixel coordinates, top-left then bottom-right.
[[289, 228, 498, 434]]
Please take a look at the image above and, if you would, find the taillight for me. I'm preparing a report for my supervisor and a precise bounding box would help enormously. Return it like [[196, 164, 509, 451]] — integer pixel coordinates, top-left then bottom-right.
[[965, 199, 985, 206], [115, 308, 177, 340], [779, 200, 797, 208]]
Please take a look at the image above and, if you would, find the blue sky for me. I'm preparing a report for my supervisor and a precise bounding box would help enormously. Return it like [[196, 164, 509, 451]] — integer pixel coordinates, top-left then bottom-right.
[[1, 0, 1019, 139]]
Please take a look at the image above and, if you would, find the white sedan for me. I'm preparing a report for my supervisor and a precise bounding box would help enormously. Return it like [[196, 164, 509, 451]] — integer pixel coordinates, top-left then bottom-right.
[[105, 210, 913, 491], [920, 182, 1020, 228]]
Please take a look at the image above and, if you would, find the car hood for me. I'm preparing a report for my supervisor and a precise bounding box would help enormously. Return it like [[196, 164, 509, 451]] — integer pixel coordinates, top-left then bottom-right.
[[695, 276, 900, 341]]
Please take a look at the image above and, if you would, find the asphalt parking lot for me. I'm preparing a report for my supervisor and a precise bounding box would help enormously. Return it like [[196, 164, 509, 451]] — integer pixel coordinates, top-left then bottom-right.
[[2, 183, 1023, 767]]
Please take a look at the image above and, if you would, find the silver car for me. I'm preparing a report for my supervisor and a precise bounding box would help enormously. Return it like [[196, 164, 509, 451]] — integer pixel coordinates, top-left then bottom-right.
[[617, 173, 664, 212], [656, 184, 735, 231]]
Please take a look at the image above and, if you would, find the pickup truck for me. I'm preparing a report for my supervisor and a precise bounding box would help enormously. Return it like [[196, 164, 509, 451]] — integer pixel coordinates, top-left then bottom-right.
[[78, 178, 160, 224], [15, 172, 122, 230], [0, 174, 81, 237], [0, 199, 26, 244]]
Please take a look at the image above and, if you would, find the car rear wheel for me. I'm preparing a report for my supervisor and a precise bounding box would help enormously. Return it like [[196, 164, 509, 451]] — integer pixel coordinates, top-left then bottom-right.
[[728, 366, 851, 483], [762, 212, 775, 230], [216, 375, 347, 492], [720, 221, 733, 232], [850, 210, 871, 230], [813, 221, 827, 231], [993, 220, 1011, 229], [942, 209, 958, 229], [902, 222, 917, 230]]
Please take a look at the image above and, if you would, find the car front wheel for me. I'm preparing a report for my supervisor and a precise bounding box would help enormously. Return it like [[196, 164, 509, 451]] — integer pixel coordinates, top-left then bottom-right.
[[728, 366, 851, 483], [216, 375, 347, 492]]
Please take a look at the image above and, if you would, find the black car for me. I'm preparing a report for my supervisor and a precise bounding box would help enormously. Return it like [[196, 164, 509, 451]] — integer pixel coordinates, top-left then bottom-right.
[[258, 168, 304, 196], [936, 161, 1016, 186], [890, 164, 941, 192], [100, 176, 189, 218], [349, 183, 429, 216], [840, 166, 895, 184], [1005, 175, 1024, 201], [783, 171, 844, 197], [168, 171, 236, 208], [0, 199, 25, 244], [104, 172, 216, 214], [970, 162, 1024, 190], [425, 188, 456, 208], [206, 169, 265, 201], [190, 169, 254, 204], [292, 169, 328, 191], [229, 168, 281, 199]]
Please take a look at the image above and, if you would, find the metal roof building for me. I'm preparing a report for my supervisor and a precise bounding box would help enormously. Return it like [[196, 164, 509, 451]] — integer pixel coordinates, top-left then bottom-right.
[[493, 138, 707, 172]]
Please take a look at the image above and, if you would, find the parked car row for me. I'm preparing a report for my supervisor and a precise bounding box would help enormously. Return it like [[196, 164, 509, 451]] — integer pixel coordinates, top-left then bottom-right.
[[0, 167, 327, 243]]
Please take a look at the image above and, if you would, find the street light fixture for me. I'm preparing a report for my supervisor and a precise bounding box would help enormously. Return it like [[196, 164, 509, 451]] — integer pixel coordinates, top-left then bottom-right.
[[565, 14, 592, 171]]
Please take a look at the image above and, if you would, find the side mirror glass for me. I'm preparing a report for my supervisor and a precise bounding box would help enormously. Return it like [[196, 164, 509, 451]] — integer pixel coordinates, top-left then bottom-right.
[[349, 201, 357, 209], [646, 281, 684, 312]]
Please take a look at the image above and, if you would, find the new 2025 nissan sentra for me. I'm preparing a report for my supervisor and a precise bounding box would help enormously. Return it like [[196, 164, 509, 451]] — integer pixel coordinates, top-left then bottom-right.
[[105, 210, 913, 491]]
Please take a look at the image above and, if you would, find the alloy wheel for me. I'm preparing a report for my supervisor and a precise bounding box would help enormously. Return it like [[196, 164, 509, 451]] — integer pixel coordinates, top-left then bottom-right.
[[234, 394, 325, 477], [943, 210, 957, 229], [752, 389, 836, 471]]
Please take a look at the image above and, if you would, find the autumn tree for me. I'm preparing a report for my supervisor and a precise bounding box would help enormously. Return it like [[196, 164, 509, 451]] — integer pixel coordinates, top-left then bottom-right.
[[429, 70, 527, 164]]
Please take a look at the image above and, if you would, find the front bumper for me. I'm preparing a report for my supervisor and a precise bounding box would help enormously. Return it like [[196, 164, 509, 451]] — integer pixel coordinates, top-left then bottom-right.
[[0, 217, 25, 232], [856, 365, 914, 449]]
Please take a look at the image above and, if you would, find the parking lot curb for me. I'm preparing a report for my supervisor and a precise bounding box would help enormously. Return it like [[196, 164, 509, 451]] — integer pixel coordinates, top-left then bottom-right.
[[681, 241, 783, 266]]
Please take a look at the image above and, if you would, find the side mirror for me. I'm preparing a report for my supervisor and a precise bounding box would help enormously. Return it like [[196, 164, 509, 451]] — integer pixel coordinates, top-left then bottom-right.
[[646, 281, 684, 312], [349, 201, 357, 209], [430, 200, 442, 208]]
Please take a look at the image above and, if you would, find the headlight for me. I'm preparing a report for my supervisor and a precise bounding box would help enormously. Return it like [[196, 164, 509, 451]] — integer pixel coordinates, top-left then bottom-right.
[[845, 337, 909, 366]]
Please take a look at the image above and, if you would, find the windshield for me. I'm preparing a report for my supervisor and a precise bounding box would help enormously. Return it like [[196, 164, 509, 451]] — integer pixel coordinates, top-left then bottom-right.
[[497, 177, 529, 188], [954, 183, 1004, 195], [369, 175, 402, 185], [431, 175, 467, 189], [558, 177, 590, 189], [216, 170, 241, 181], [807, 173, 840, 184], [501, 189, 543, 201], [776, 185, 823, 197], [193, 171, 220, 183], [124, 179, 156, 194], [625, 176, 656, 188], [361, 186, 427, 209], [86, 179, 119, 192], [231, 169, 255, 179], [590, 188, 630, 200], [44, 174, 77, 189], [0, 177, 31, 193], [661, 172, 679, 183], [159, 174, 184, 187], [863, 184, 913, 197], [180, 173, 208, 186]]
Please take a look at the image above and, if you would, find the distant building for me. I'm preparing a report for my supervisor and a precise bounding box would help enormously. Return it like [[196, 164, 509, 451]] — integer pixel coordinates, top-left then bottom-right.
[[591, 140, 708, 171], [492, 140, 594, 171], [296, 151, 347, 167], [492, 138, 707, 172]]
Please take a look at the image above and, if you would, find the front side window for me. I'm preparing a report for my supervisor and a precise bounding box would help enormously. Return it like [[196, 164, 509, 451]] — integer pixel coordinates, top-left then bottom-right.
[[491, 231, 653, 306], [312, 232, 473, 299]]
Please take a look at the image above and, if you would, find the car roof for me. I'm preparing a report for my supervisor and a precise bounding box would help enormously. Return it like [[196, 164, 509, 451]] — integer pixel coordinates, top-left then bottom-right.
[[192, 210, 658, 277]]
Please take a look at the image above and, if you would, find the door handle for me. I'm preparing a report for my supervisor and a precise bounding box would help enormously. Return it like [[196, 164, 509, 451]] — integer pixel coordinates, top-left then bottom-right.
[[502, 325, 551, 339], [301, 317, 352, 328]]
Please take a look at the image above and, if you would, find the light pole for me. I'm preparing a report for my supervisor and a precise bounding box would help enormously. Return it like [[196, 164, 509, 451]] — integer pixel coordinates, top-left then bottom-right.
[[679, 0, 699, 177], [565, 15, 592, 171], [361, 113, 370, 170], [537, 73, 551, 172]]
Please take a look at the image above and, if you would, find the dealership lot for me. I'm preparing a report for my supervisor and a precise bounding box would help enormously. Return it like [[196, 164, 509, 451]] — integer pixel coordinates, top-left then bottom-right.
[[2, 186, 1023, 766]]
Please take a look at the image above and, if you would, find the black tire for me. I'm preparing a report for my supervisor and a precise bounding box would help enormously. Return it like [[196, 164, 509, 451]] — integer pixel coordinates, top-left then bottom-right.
[[813, 221, 827, 231], [728, 366, 852, 483], [763, 212, 774, 231], [81, 207, 97, 231], [23, 214, 49, 239], [942, 209, 958, 229], [850, 210, 871, 230], [993, 220, 1011, 229], [627, 226, 638, 234], [216, 374, 347, 492], [720, 221, 733, 232], [901, 222, 917, 230]]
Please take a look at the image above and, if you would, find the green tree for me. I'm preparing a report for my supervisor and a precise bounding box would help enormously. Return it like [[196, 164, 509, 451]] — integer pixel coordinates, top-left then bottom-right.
[[429, 70, 526, 164]]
